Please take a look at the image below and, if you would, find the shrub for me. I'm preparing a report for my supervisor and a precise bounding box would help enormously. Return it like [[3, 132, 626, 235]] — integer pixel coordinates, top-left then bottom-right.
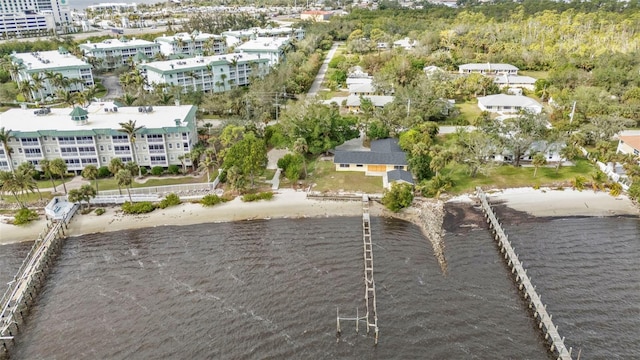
[[98, 166, 111, 178], [13, 208, 39, 225], [628, 183, 640, 202], [168, 164, 180, 175], [201, 194, 226, 206], [121, 201, 156, 214], [242, 192, 274, 202], [158, 193, 181, 209], [94, 208, 106, 216], [140, 166, 148, 176], [151, 166, 164, 176], [382, 183, 414, 212]]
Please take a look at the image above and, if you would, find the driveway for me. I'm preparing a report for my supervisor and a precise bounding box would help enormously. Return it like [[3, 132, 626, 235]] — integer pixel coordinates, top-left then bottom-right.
[[307, 42, 341, 98], [98, 74, 123, 100]]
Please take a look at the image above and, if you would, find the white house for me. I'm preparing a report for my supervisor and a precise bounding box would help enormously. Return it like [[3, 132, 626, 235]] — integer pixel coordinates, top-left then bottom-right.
[[494, 74, 537, 91], [459, 63, 519, 75], [477, 94, 542, 114], [617, 135, 640, 158], [10, 48, 94, 100], [393, 37, 416, 50], [0, 102, 197, 173], [138, 53, 270, 93]]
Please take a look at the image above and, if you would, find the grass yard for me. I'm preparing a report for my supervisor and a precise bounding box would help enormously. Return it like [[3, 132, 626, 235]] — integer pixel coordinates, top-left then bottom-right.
[[446, 158, 597, 194], [96, 174, 207, 191], [456, 100, 483, 124], [1, 191, 53, 204], [307, 160, 383, 193], [519, 70, 549, 79]]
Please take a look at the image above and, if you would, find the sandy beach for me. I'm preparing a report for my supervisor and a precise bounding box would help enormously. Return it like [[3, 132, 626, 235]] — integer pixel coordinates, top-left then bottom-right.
[[1, 187, 638, 245]]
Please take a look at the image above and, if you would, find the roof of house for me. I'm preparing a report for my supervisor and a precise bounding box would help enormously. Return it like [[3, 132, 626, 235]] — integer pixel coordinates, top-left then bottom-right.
[[477, 94, 542, 108], [140, 53, 265, 72], [346, 95, 394, 107], [235, 37, 289, 52], [154, 31, 223, 43], [348, 82, 375, 94], [619, 135, 640, 151], [387, 169, 414, 184], [11, 50, 90, 70], [459, 63, 519, 71], [494, 74, 536, 85], [334, 138, 407, 166], [79, 38, 158, 51]]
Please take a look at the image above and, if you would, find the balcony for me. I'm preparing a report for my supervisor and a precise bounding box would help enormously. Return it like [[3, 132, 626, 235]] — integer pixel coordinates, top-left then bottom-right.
[[21, 141, 39, 147], [78, 151, 97, 156], [112, 138, 129, 144], [147, 137, 164, 143], [76, 139, 94, 144], [58, 140, 76, 145], [150, 160, 166, 166], [61, 152, 78, 157], [149, 149, 165, 154], [114, 150, 131, 155], [25, 153, 43, 158]]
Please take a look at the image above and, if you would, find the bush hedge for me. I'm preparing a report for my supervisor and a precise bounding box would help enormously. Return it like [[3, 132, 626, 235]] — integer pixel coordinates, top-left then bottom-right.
[[13, 208, 39, 225], [241, 192, 274, 202], [95, 208, 106, 216], [158, 193, 181, 209], [121, 201, 156, 214], [151, 166, 164, 176], [201, 194, 226, 206]]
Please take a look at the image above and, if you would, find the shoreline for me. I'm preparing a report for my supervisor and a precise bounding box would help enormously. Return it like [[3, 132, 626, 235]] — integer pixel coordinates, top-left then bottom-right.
[[1, 187, 638, 246]]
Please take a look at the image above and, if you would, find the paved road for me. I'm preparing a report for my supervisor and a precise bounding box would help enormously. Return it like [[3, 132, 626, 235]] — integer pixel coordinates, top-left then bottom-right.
[[98, 74, 123, 100], [307, 42, 340, 98]]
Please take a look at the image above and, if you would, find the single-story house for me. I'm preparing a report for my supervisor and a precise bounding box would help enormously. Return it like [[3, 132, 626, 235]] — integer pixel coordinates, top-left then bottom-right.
[[384, 169, 415, 189], [492, 140, 565, 163], [617, 135, 640, 158], [348, 79, 376, 96], [494, 74, 537, 90], [334, 138, 408, 176], [323, 95, 394, 113], [393, 37, 416, 50], [300, 10, 333, 22], [459, 63, 519, 75], [477, 94, 542, 114], [423, 65, 445, 76]]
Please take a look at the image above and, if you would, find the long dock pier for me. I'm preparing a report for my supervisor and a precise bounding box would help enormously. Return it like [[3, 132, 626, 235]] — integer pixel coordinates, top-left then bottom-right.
[[0, 204, 78, 358], [476, 188, 572, 360], [337, 194, 379, 344]]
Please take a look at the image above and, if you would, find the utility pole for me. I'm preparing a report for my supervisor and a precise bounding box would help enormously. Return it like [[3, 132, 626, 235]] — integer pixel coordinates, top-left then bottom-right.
[[406, 98, 411, 118], [274, 92, 280, 123]]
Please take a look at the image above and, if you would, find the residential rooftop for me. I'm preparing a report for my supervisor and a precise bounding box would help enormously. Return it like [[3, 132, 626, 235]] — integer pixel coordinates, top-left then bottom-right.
[[141, 53, 264, 72], [154, 31, 223, 43], [477, 94, 541, 108], [0, 102, 195, 136], [459, 63, 519, 71], [79, 38, 157, 51], [235, 37, 290, 52], [618, 135, 640, 151], [11, 50, 90, 70]]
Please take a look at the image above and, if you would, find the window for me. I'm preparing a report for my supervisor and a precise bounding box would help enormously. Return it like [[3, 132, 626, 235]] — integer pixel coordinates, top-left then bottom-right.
[[168, 143, 173, 149], [100, 145, 104, 151], [356, 164, 364, 168], [102, 157, 106, 162], [393, 165, 404, 170], [634, 149, 639, 155], [339, 164, 349, 168]]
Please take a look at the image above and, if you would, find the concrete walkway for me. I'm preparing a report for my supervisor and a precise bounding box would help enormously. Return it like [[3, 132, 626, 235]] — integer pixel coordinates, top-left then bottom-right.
[[307, 42, 341, 98]]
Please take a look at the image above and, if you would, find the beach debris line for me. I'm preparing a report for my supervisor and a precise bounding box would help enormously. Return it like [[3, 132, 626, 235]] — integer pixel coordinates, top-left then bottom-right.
[[336, 194, 380, 345], [476, 187, 573, 360]]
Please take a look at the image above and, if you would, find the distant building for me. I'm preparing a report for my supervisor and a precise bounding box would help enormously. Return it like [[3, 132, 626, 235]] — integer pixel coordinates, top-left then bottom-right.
[[0, 102, 197, 173], [222, 26, 305, 41], [10, 48, 94, 100], [79, 38, 161, 70], [459, 63, 519, 75], [0, 11, 55, 38], [477, 94, 542, 114], [138, 53, 270, 93], [393, 37, 416, 50], [234, 37, 290, 66], [323, 94, 394, 113], [154, 31, 227, 57], [494, 74, 537, 91], [300, 10, 333, 22]]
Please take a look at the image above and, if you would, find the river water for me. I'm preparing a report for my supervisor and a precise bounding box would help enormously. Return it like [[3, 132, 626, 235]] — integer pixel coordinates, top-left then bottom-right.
[[0, 209, 638, 359]]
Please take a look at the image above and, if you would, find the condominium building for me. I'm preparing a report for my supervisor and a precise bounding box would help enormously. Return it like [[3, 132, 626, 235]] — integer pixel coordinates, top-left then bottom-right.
[[154, 31, 227, 57], [0, 11, 55, 38], [222, 26, 305, 42], [0, 0, 70, 37], [0, 102, 198, 173], [234, 37, 290, 67], [458, 63, 519, 75], [138, 53, 269, 93], [79, 38, 161, 70], [10, 48, 94, 100]]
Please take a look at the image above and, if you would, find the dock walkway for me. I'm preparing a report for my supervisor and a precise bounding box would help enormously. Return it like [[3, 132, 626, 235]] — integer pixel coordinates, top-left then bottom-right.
[[476, 188, 572, 360]]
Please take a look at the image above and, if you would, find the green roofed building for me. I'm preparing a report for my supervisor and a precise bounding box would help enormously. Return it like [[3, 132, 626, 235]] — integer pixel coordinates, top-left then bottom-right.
[[0, 102, 197, 173]]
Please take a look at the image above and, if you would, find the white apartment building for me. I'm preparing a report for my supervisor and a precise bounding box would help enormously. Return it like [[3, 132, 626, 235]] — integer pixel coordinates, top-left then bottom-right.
[[0, 102, 198, 173], [0, 11, 55, 38], [138, 53, 270, 93], [79, 38, 161, 70], [0, 0, 69, 37], [222, 26, 305, 42], [234, 37, 290, 67], [10, 48, 94, 100], [154, 31, 227, 57], [459, 63, 519, 75]]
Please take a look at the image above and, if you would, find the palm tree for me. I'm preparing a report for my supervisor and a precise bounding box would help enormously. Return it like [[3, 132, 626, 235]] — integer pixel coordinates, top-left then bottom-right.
[[82, 164, 99, 193], [185, 71, 200, 92], [230, 57, 239, 88], [1, 172, 25, 207], [220, 74, 227, 91], [532, 152, 547, 178], [30, 73, 46, 101], [109, 158, 125, 195], [5, 58, 22, 82], [198, 156, 215, 183], [157, 92, 173, 105], [18, 80, 35, 101], [293, 137, 308, 178], [115, 169, 133, 202], [50, 158, 68, 194], [119, 93, 138, 106], [57, 89, 78, 107], [17, 162, 42, 200], [39, 159, 56, 191], [118, 120, 145, 177], [0, 127, 16, 173]]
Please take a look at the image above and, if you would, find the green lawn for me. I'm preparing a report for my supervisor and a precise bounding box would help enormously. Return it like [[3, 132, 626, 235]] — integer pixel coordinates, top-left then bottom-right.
[[96, 174, 207, 191], [447, 158, 597, 194], [36, 176, 73, 190], [2, 191, 53, 204], [519, 70, 549, 79], [307, 160, 383, 193], [455, 100, 483, 124]]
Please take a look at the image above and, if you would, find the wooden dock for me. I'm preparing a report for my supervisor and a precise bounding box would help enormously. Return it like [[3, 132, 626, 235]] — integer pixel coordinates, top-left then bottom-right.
[[337, 194, 379, 344], [0, 204, 78, 358], [476, 188, 572, 360]]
